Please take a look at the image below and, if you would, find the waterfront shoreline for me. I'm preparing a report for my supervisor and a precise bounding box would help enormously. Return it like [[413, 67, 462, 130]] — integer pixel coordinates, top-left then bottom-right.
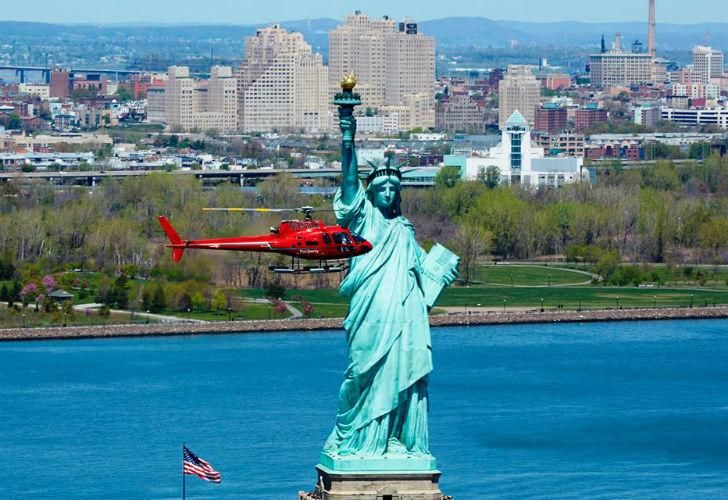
[[1, 307, 727, 342]]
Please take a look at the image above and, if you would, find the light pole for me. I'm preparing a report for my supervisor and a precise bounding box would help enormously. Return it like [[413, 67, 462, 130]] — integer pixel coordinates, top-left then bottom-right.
[[187, 307, 191, 322], [540, 297, 544, 312], [227, 307, 232, 321], [690, 294, 694, 308], [146, 310, 150, 324], [503, 299, 507, 313], [616, 296, 620, 310], [653, 295, 657, 309], [22, 313, 26, 328]]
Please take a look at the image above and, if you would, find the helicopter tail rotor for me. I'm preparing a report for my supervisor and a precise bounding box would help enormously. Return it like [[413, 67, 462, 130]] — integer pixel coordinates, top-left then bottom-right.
[[158, 216, 186, 262]]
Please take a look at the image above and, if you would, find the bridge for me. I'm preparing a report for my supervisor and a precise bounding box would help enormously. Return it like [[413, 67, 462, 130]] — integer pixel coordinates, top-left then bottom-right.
[[0, 167, 439, 188], [0, 65, 147, 84]]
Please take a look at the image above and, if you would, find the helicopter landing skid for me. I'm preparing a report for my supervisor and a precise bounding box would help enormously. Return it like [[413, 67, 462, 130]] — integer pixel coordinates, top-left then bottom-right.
[[269, 257, 349, 274], [269, 264, 348, 274]]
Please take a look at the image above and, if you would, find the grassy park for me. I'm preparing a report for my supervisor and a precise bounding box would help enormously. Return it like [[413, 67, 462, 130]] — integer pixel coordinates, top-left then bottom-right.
[[241, 264, 728, 317], [2, 264, 727, 328]]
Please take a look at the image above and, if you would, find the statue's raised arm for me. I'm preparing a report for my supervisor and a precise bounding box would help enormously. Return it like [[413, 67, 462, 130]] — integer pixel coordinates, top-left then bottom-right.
[[334, 74, 361, 206]]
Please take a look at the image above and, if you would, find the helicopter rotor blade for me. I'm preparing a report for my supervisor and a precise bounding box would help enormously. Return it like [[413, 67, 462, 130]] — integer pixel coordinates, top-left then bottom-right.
[[202, 208, 290, 213], [203, 207, 336, 214]]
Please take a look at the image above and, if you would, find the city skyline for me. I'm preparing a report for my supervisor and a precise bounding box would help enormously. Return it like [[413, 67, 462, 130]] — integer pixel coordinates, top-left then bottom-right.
[[3, 0, 728, 25]]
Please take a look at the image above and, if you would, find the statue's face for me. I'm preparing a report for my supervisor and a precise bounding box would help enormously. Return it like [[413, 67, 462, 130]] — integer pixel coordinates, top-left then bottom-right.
[[371, 179, 399, 211]]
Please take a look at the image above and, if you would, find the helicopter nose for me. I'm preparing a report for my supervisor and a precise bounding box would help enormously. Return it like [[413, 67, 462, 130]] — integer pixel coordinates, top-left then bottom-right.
[[362, 241, 373, 253]]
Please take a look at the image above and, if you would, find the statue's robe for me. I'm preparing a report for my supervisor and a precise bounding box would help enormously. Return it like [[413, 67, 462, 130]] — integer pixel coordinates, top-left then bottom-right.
[[324, 181, 431, 457]]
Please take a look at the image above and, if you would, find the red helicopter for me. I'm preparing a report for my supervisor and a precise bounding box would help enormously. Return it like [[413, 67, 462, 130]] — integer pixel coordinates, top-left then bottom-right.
[[158, 206, 373, 274]]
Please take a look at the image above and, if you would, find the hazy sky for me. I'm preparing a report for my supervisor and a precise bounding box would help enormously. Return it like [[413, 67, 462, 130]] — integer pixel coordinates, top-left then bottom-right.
[[2, 0, 727, 25]]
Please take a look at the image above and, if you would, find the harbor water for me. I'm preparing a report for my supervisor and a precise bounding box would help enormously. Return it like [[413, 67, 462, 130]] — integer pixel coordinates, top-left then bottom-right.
[[2, 319, 727, 499]]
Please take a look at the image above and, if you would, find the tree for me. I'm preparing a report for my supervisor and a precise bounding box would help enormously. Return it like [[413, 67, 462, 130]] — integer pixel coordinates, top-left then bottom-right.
[[257, 173, 302, 208], [3, 113, 22, 130], [595, 250, 621, 283], [191, 291, 206, 312], [477, 166, 501, 189], [698, 217, 728, 263], [114, 87, 134, 102], [110, 274, 130, 309], [211, 290, 227, 313], [266, 282, 286, 300], [150, 284, 166, 313], [0, 284, 8, 302], [434, 166, 461, 189], [451, 223, 493, 285]]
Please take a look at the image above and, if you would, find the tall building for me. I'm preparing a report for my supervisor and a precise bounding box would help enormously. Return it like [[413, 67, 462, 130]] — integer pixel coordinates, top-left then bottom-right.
[[146, 87, 166, 123], [590, 33, 654, 88], [648, 0, 656, 58], [498, 65, 540, 128], [692, 46, 724, 84], [164, 66, 237, 133], [50, 69, 70, 99], [329, 12, 435, 131], [237, 25, 329, 133]]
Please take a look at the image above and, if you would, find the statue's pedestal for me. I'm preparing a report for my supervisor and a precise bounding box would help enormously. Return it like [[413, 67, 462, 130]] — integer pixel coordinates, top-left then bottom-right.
[[299, 453, 449, 500]]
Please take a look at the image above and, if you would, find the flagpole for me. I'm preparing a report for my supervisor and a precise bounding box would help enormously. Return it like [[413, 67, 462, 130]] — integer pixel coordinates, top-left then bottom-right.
[[182, 443, 186, 500]]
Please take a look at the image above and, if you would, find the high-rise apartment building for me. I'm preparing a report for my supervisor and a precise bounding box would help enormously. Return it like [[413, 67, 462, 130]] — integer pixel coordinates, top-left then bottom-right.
[[498, 65, 540, 128], [237, 25, 329, 133], [692, 46, 724, 84], [329, 12, 435, 131], [164, 66, 237, 133]]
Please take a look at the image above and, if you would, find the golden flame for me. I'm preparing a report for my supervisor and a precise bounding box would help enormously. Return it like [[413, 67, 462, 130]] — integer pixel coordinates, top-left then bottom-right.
[[341, 73, 357, 91]]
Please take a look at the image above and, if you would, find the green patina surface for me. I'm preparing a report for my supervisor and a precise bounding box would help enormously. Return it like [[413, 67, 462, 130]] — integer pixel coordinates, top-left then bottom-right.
[[319, 82, 457, 473]]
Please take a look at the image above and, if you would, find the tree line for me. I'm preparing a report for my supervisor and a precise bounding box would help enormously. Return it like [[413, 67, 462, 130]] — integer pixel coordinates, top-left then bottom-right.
[[0, 157, 725, 298]]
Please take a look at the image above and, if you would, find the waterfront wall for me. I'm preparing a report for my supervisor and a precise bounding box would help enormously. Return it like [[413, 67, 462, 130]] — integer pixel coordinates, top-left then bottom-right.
[[1, 307, 727, 342]]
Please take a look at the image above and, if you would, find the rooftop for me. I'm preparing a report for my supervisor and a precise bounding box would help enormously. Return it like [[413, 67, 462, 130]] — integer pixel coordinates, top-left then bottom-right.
[[505, 110, 529, 128]]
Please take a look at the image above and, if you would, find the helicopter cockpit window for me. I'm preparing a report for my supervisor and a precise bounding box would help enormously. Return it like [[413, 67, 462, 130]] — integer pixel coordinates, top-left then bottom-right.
[[323, 233, 332, 244], [333, 233, 352, 244], [350, 232, 365, 244]]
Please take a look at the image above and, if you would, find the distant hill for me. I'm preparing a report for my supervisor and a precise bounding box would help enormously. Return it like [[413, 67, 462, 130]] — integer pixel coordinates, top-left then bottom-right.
[[0, 17, 726, 71], [420, 18, 728, 50], [419, 17, 527, 47]]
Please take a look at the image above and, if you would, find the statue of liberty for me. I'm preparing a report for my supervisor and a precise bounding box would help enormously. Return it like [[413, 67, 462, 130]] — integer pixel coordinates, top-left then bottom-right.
[[322, 75, 459, 469]]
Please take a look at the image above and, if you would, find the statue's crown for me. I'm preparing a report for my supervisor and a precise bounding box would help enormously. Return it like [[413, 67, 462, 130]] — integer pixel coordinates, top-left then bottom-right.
[[341, 73, 358, 92], [366, 156, 406, 184]]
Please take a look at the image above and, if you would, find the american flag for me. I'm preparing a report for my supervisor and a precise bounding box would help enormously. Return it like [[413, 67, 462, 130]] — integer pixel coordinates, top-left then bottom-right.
[[183, 446, 222, 483]]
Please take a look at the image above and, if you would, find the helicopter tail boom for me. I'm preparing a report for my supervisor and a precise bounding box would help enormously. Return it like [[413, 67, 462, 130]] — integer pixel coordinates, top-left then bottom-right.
[[158, 216, 186, 262]]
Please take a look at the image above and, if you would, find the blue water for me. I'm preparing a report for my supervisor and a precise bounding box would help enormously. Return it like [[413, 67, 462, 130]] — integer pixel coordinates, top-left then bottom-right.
[[2, 320, 728, 499]]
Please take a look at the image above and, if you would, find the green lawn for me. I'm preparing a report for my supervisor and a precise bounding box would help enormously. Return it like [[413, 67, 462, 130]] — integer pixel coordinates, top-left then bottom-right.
[[437, 286, 728, 310], [290, 301, 349, 318], [247, 288, 347, 304], [474, 264, 591, 286], [0, 307, 143, 329], [246, 284, 728, 317], [172, 303, 291, 321]]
